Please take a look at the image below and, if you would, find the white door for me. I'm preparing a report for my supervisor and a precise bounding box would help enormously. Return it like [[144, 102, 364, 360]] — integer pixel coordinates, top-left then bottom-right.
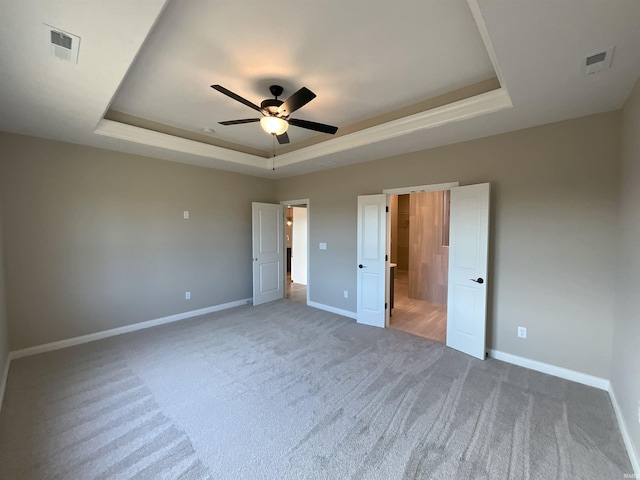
[[357, 194, 388, 328], [291, 206, 307, 285], [446, 183, 490, 359], [252, 202, 284, 305]]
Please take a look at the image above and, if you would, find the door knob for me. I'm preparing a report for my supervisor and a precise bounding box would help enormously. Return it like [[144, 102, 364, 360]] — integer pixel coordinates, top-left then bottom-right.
[[358, 264, 366, 269], [470, 277, 484, 284]]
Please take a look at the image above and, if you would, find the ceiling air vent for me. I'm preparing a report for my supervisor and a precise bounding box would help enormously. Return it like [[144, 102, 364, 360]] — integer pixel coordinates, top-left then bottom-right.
[[43, 24, 80, 64], [583, 46, 614, 76]]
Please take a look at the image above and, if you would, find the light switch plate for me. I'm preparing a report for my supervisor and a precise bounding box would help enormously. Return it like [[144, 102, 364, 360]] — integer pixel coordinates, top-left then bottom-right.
[[319, 242, 327, 250]]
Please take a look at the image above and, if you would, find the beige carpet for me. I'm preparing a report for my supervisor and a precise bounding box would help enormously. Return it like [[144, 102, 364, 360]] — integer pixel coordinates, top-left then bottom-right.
[[0, 300, 632, 479]]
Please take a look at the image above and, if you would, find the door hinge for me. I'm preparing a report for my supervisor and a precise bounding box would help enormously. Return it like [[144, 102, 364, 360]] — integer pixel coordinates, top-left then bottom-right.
[[385, 254, 388, 261], [385, 303, 388, 310], [386, 206, 389, 213]]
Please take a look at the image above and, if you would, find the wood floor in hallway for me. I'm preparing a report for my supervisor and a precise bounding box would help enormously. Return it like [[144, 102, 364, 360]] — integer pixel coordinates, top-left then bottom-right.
[[389, 270, 447, 343], [286, 273, 307, 304]]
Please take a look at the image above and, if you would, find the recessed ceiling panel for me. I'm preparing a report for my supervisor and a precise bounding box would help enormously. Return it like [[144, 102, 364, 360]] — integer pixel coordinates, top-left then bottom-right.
[[110, 0, 495, 151]]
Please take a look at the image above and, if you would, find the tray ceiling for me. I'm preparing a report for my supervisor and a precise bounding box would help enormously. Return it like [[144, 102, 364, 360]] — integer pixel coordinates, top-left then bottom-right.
[[108, 0, 496, 154], [1, 0, 640, 178]]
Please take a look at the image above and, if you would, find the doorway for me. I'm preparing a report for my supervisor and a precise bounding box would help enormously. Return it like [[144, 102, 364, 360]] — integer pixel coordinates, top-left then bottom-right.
[[282, 200, 309, 304], [355, 182, 490, 359], [388, 191, 450, 343]]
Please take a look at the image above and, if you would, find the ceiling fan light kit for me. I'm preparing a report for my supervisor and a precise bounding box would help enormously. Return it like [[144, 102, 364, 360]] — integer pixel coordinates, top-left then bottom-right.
[[260, 116, 289, 135], [211, 84, 338, 145]]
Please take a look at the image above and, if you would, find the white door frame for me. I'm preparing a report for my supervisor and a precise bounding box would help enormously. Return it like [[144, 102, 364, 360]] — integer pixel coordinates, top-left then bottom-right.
[[280, 198, 310, 305], [383, 182, 460, 196]]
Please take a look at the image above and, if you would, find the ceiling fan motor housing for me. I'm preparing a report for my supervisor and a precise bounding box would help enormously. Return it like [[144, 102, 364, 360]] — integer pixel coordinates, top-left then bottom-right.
[[261, 98, 283, 114], [269, 85, 284, 98]]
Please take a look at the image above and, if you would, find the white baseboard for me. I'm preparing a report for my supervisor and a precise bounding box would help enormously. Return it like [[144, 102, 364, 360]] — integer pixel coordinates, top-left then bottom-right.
[[487, 349, 610, 391], [8, 298, 252, 361], [0, 353, 10, 413], [608, 383, 640, 477], [307, 301, 357, 320]]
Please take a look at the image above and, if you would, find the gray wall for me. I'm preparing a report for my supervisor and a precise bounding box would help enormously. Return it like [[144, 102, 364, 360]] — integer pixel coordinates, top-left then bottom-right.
[[0, 105, 635, 455], [0, 179, 8, 390], [276, 111, 621, 379], [0, 133, 275, 350], [612, 78, 640, 463]]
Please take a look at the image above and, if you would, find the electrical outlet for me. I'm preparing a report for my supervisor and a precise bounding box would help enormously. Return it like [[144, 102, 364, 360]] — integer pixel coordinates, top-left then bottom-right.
[[343, 290, 349, 299], [185, 291, 191, 300], [517, 326, 527, 339], [183, 211, 189, 219]]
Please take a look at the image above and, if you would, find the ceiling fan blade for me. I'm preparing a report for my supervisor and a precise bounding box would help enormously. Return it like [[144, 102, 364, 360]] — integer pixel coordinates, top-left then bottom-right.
[[289, 118, 338, 135], [211, 85, 263, 113], [218, 118, 260, 125], [277, 87, 316, 116], [276, 132, 290, 145]]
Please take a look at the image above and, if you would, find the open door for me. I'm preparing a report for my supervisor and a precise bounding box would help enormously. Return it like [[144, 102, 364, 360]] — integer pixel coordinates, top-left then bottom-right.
[[357, 194, 388, 328], [446, 183, 490, 359], [252, 202, 284, 305]]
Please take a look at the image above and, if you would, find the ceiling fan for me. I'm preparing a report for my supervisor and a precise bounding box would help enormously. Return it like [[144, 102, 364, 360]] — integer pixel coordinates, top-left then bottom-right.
[[211, 84, 338, 145]]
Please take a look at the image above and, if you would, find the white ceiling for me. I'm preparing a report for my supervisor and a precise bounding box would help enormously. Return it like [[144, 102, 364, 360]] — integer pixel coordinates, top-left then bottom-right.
[[1, 0, 639, 179]]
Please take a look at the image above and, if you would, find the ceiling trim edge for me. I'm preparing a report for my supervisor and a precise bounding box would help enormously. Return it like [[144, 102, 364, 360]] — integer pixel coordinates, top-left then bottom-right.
[[467, 0, 507, 90], [95, 88, 512, 170], [94, 119, 269, 168], [273, 88, 512, 168]]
